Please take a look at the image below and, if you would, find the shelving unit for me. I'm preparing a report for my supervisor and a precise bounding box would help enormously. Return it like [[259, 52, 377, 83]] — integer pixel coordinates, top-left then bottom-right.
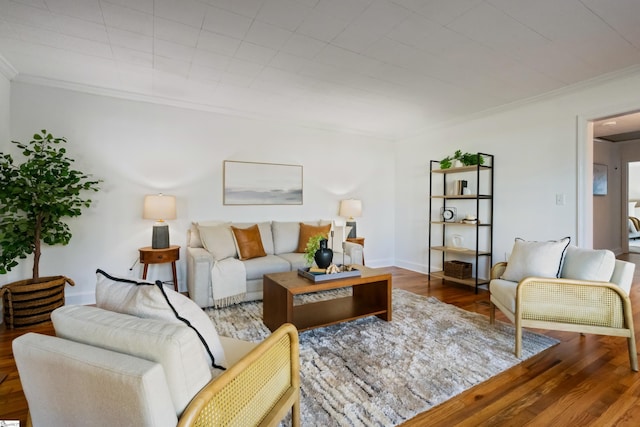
[[428, 154, 494, 293]]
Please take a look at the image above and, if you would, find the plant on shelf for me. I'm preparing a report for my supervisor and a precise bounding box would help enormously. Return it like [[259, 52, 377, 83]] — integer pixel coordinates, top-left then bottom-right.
[[304, 234, 327, 266], [440, 150, 485, 169], [439, 156, 453, 169], [0, 130, 102, 278]]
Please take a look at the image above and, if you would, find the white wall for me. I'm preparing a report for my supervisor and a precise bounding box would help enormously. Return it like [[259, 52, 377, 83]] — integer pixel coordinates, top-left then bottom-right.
[[0, 73, 8, 140], [6, 82, 395, 304], [395, 69, 640, 274]]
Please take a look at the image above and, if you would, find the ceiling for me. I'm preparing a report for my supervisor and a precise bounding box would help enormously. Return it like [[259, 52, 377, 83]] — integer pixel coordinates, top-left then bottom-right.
[[1, 0, 640, 139], [594, 111, 640, 143]]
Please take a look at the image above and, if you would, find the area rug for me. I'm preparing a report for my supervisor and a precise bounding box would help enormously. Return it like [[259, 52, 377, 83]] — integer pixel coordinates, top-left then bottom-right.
[[629, 239, 640, 253], [207, 288, 558, 426]]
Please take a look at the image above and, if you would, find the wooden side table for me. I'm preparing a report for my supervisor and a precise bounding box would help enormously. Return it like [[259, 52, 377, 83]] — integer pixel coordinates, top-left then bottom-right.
[[346, 237, 365, 265], [139, 245, 180, 291]]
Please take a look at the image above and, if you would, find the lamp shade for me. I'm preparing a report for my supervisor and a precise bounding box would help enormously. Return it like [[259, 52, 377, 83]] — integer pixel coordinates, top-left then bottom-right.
[[339, 199, 362, 220], [143, 194, 176, 222]]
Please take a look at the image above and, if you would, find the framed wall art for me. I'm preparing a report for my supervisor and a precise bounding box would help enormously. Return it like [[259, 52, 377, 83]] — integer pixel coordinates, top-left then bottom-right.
[[593, 163, 608, 196], [223, 160, 303, 205]]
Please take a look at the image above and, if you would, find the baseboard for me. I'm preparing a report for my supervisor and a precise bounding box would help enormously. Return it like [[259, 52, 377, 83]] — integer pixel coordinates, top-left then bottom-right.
[[394, 259, 429, 274], [66, 291, 96, 306]]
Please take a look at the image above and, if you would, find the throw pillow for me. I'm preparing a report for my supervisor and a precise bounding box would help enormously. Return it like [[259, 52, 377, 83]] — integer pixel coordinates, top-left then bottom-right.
[[501, 237, 570, 282], [296, 223, 331, 253], [232, 221, 274, 254], [198, 223, 236, 260], [188, 222, 203, 248], [95, 269, 227, 370], [560, 245, 615, 282], [230, 224, 267, 260]]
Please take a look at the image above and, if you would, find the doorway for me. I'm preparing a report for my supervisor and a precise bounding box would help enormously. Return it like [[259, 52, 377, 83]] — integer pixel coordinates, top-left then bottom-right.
[[628, 162, 640, 253], [587, 112, 640, 253]]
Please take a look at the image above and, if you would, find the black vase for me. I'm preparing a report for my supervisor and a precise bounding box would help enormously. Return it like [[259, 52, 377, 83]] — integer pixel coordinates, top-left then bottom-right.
[[314, 239, 333, 269]]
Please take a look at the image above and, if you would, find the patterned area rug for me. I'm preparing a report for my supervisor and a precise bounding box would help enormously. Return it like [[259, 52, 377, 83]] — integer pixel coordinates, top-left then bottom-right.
[[207, 288, 558, 426]]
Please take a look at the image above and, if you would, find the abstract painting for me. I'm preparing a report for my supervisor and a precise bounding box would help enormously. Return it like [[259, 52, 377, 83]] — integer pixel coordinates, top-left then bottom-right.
[[223, 161, 303, 205]]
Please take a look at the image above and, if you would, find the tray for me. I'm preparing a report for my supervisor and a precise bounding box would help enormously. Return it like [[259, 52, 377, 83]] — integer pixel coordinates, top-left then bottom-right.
[[297, 267, 361, 283]]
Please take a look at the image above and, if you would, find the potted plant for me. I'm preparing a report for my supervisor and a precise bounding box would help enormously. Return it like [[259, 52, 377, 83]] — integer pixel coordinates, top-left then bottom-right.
[[440, 150, 485, 169], [0, 130, 101, 327], [304, 234, 333, 268]]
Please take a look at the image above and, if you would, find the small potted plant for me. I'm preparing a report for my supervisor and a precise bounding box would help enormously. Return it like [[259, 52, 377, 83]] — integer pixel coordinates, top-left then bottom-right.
[[440, 150, 485, 169], [0, 130, 101, 327], [304, 234, 333, 268]]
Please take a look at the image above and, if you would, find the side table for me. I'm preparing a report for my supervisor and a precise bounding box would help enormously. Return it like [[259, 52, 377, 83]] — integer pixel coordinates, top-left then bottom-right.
[[346, 237, 365, 265], [139, 245, 180, 291]]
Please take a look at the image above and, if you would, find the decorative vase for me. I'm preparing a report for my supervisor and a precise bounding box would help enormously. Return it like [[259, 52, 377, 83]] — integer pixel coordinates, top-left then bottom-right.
[[314, 238, 333, 269]]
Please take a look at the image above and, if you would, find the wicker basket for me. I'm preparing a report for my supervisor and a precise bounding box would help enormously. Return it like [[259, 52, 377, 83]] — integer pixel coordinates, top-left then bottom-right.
[[0, 276, 74, 328], [443, 261, 472, 279]]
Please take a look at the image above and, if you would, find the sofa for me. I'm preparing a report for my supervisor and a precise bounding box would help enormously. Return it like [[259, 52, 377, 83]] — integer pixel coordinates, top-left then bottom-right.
[[13, 270, 301, 426], [187, 220, 364, 308]]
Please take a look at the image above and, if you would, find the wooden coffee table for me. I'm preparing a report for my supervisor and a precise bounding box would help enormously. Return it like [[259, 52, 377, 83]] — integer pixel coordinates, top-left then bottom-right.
[[263, 267, 392, 332]]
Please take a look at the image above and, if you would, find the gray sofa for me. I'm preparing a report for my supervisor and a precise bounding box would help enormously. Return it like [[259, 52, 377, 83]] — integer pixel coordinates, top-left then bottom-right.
[[186, 220, 363, 308]]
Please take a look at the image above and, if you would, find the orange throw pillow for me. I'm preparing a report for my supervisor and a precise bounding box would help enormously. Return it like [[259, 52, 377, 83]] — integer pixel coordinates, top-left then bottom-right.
[[231, 224, 267, 260], [296, 223, 331, 253]]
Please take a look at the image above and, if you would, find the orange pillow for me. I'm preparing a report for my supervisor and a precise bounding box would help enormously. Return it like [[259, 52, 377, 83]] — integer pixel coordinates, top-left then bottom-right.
[[296, 223, 331, 253], [231, 224, 267, 260]]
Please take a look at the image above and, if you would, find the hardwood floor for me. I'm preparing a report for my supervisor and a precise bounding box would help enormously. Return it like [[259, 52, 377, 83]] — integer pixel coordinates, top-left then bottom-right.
[[2, 256, 640, 426]]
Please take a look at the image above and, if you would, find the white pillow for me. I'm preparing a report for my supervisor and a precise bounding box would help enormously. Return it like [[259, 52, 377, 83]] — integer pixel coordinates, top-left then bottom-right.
[[95, 269, 227, 369], [501, 237, 570, 282], [198, 223, 236, 260], [560, 245, 615, 282]]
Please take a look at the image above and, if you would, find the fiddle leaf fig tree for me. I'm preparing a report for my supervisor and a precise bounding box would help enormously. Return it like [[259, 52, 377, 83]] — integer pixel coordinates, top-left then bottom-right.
[[0, 130, 101, 278]]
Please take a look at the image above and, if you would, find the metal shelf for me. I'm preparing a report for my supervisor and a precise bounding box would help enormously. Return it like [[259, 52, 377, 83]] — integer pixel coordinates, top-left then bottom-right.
[[430, 246, 492, 256], [429, 271, 490, 287], [428, 152, 494, 294]]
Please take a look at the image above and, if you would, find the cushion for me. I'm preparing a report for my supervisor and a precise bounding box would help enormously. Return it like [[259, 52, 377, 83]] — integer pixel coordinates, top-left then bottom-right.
[[13, 332, 179, 426], [296, 223, 331, 253], [95, 269, 227, 370], [243, 254, 290, 280], [231, 224, 267, 260], [272, 221, 301, 254], [560, 245, 615, 282], [501, 237, 570, 282], [188, 222, 204, 248], [188, 220, 228, 248], [52, 305, 212, 416], [277, 252, 311, 271], [198, 223, 236, 260], [232, 221, 274, 255], [489, 278, 518, 314]]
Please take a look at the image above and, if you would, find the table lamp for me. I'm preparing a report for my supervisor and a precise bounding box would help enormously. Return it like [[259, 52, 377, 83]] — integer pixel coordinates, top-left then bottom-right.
[[143, 194, 176, 249], [339, 199, 362, 239]]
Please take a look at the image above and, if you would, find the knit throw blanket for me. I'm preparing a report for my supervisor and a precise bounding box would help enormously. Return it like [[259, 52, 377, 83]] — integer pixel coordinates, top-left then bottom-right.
[[210, 258, 246, 308]]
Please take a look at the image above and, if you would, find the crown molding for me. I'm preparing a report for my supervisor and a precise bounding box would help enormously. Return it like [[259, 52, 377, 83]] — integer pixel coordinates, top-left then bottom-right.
[[0, 54, 18, 80], [12, 73, 395, 141], [398, 64, 640, 141]]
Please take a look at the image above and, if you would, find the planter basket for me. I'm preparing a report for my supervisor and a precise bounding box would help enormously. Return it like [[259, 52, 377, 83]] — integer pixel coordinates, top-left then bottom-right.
[[0, 276, 74, 328], [443, 261, 472, 279]]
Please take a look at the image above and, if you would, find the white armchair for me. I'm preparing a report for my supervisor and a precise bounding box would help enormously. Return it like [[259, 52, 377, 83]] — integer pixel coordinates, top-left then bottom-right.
[[13, 305, 300, 426], [489, 243, 637, 371]]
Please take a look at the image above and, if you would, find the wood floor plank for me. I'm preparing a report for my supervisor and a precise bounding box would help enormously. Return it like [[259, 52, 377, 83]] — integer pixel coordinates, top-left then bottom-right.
[[1, 257, 640, 426]]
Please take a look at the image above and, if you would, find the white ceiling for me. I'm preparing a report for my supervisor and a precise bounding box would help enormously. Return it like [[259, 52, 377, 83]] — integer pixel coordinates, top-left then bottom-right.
[[1, 0, 640, 139]]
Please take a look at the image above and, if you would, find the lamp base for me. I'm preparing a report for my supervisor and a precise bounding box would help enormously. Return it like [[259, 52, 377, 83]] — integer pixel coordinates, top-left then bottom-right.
[[152, 224, 170, 249], [346, 221, 357, 239]]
